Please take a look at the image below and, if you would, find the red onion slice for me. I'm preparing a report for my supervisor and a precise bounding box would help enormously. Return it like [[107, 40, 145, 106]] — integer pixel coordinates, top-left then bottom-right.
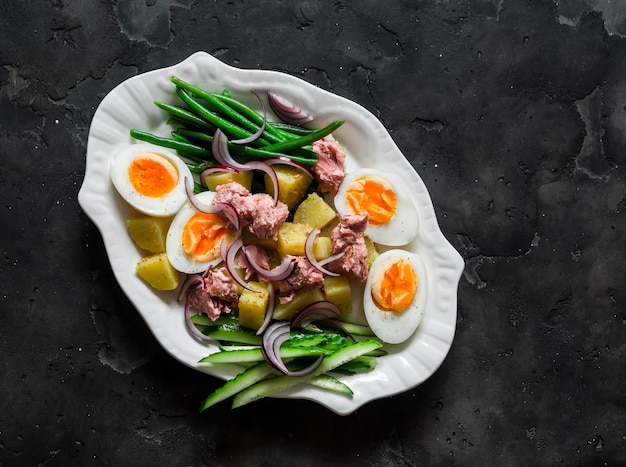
[[261, 321, 291, 374], [267, 90, 314, 126], [245, 160, 280, 206], [224, 238, 261, 293], [291, 300, 342, 328], [265, 157, 313, 179], [261, 321, 324, 376], [317, 252, 345, 267], [231, 89, 267, 145], [185, 292, 212, 342], [210, 131, 279, 205], [178, 273, 204, 302], [214, 201, 241, 231], [304, 228, 343, 277], [200, 165, 239, 186], [256, 282, 275, 336], [242, 245, 296, 281], [212, 129, 250, 170], [184, 177, 221, 214]]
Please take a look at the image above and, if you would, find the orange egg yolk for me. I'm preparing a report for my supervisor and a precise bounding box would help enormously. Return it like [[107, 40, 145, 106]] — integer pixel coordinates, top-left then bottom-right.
[[344, 175, 397, 226], [128, 153, 178, 198], [371, 258, 418, 313], [182, 212, 230, 262]]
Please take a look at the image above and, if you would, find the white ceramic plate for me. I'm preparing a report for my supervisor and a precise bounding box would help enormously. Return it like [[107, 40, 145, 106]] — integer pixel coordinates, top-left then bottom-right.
[[78, 52, 464, 415]]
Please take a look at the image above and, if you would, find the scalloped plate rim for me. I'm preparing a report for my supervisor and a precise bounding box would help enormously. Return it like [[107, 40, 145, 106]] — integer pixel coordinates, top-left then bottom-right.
[[78, 51, 464, 415]]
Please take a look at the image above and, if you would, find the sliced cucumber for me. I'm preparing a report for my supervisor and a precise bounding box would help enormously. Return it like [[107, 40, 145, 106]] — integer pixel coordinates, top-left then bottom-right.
[[231, 339, 383, 408], [191, 314, 239, 327], [201, 323, 263, 345], [283, 334, 326, 348], [333, 356, 378, 374], [199, 345, 328, 364], [307, 374, 353, 396], [319, 320, 375, 337], [199, 362, 275, 411]]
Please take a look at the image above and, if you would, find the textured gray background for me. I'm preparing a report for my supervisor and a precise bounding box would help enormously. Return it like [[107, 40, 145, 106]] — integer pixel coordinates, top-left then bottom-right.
[[1, 0, 625, 465]]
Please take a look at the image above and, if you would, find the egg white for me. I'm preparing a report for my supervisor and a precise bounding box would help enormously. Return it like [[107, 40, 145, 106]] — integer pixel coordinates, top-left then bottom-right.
[[166, 191, 230, 274], [363, 249, 428, 344], [110, 144, 193, 217], [334, 168, 419, 246]]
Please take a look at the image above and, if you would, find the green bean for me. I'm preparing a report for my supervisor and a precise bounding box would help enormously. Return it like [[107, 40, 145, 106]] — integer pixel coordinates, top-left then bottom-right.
[[242, 146, 318, 166], [175, 128, 318, 165], [187, 160, 217, 174], [153, 101, 216, 132], [260, 120, 344, 154], [194, 181, 207, 194], [174, 128, 213, 146], [129, 129, 212, 159], [170, 76, 286, 145], [171, 131, 193, 145], [269, 121, 318, 135], [210, 92, 287, 141], [176, 87, 273, 147]]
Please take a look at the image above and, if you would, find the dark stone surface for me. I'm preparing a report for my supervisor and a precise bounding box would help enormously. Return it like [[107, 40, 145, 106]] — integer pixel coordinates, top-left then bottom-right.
[[2, 0, 625, 465]]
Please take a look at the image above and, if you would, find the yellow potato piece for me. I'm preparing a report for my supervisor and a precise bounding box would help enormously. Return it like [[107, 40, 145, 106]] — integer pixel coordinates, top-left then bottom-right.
[[364, 234, 380, 268], [126, 215, 172, 253], [204, 170, 253, 191], [277, 222, 310, 257], [241, 228, 278, 251], [323, 275, 352, 315], [293, 192, 337, 229], [277, 222, 333, 260], [238, 281, 269, 331], [135, 252, 180, 290], [264, 165, 312, 210], [313, 236, 332, 260], [273, 288, 325, 321]]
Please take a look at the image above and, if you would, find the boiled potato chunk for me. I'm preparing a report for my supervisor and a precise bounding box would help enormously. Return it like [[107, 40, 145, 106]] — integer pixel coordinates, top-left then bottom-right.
[[238, 281, 269, 330], [320, 216, 340, 237], [273, 287, 325, 321], [364, 234, 380, 268], [204, 170, 253, 191], [323, 275, 352, 315], [241, 228, 278, 251], [126, 215, 172, 253], [277, 222, 310, 257], [264, 165, 312, 210], [293, 192, 337, 229], [277, 222, 331, 258], [312, 236, 332, 260], [136, 252, 180, 290]]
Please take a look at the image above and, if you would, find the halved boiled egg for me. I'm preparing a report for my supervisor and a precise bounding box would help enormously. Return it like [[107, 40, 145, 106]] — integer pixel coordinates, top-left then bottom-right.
[[110, 144, 193, 217], [166, 191, 234, 274], [334, 168, 419, 246], [363, 249, 428, 344]]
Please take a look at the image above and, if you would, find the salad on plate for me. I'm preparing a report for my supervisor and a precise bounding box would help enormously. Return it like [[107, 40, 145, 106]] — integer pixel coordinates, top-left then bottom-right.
[[78, 52, 464, 415]]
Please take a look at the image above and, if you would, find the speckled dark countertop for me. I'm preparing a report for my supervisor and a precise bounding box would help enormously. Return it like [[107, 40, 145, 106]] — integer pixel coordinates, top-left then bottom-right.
[[2, 1, 625, 465]]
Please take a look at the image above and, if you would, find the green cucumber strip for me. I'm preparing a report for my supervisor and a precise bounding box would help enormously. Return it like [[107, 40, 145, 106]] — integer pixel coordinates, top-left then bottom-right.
[[333, 356, 378, 374], [218, 344, 260, 352], [199, 345, 327, 364], [283, 335, 326, 348], [328, 321, 375, 337], [231, 339, 383, 408], [190, 314, 239, 327], [199, 362, 275, 412], [307, 374, 353, 396], [364, 348, 388, 358], [201, 323, 263, 346], [318, 333, 352, 349], [315, 333, 387, 357]]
